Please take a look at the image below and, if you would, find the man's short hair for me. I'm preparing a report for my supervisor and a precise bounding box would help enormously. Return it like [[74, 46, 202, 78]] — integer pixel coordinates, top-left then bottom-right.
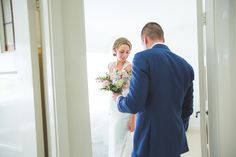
[[141, 22, 164, 40]]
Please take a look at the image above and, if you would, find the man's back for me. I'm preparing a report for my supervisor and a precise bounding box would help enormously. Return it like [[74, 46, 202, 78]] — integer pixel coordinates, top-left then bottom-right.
[[118, 44, 194, 157]]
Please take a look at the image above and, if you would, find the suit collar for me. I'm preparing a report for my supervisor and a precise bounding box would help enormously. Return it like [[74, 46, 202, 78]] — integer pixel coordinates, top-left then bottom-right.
[[152, 43, 170, 50], [151, 42, 164, 48]]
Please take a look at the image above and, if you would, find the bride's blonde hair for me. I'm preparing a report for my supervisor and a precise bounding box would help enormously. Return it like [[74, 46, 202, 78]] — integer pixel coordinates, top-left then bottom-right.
[[112, 37, 132, 56]]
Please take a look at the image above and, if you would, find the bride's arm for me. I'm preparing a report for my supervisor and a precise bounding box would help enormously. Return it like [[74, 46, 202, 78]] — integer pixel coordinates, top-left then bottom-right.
[[128, 114, 135, 132]]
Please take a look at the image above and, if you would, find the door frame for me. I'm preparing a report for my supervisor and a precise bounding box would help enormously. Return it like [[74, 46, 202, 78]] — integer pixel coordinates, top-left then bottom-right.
[[196, 0, 211, 156], [39, 0, 71, 156], [39, 0, 92, 156]]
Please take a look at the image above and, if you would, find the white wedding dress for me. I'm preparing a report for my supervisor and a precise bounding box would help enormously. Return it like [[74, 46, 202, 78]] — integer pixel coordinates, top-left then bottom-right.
[[108, 61, 133, 157]]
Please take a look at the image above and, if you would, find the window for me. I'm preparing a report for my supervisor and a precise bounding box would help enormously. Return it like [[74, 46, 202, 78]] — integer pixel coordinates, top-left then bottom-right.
[[0, 0, 15, 53]]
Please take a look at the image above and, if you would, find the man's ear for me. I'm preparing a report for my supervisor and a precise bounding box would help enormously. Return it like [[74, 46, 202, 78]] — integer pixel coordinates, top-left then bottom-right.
[[143, 36, 148, 45]]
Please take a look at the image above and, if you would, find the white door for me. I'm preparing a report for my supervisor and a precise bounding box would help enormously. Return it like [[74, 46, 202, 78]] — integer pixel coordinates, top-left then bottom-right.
[[205, 0, 236, 157], [198, 0, 236, 157], [0, 0, 45, 157], [196, 0, 210, 156]]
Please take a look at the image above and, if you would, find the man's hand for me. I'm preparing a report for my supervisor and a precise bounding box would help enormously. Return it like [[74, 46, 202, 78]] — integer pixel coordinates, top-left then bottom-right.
[[112, 92, 122, 101]]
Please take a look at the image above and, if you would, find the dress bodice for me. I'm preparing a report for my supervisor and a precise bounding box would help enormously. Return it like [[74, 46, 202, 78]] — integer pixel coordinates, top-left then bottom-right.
[[109, 61, 130, 73]]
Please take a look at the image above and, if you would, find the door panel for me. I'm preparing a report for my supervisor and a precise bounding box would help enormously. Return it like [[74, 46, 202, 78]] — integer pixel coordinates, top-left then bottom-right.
[[0, 0, 44, 157]]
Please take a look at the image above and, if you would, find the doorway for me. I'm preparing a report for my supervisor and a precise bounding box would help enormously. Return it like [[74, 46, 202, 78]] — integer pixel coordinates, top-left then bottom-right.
[[84, 0, 201, 157]]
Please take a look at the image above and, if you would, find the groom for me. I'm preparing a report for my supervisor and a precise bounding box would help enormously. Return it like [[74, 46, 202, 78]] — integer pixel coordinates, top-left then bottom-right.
[[113, 22, 194, 157]]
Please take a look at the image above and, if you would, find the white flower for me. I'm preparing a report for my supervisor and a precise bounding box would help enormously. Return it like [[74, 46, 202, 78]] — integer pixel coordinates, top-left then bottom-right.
[[102, 80, 110, 88], [114, 80, 124, 88]]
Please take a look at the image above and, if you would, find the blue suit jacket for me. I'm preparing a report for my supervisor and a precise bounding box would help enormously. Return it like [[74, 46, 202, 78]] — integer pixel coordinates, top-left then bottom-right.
[[117, 44, 194, 157]]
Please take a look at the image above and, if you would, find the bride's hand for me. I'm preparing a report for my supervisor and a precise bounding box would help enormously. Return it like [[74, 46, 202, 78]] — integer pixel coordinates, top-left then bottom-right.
[[112, 92, 122, 101], [128, 114, 135, 132]]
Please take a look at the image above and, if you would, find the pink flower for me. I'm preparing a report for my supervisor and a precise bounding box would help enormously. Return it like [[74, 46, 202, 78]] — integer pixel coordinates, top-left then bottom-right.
[[102, 80, 110, 88]]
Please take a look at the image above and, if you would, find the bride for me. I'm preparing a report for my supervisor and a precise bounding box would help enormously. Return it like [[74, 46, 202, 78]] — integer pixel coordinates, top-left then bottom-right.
[[108, 37, 135, 157]]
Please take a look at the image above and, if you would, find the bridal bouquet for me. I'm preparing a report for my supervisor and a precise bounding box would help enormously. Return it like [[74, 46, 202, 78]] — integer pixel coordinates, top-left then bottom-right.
[[96, 69, 131, 93]]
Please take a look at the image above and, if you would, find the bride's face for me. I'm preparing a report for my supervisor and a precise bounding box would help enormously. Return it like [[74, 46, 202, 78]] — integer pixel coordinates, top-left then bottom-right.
[[115, 44, 131, 62]]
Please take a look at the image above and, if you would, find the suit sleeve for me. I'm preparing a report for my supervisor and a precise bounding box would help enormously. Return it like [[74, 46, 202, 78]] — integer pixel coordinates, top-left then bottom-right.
[[117, 53, 149, 114], [181, 68, 194, 131]]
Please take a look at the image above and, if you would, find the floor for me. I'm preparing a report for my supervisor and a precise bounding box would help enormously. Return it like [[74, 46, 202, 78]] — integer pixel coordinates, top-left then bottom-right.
[[182, 129, 201, 157], [91, 129, 201, 157]]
